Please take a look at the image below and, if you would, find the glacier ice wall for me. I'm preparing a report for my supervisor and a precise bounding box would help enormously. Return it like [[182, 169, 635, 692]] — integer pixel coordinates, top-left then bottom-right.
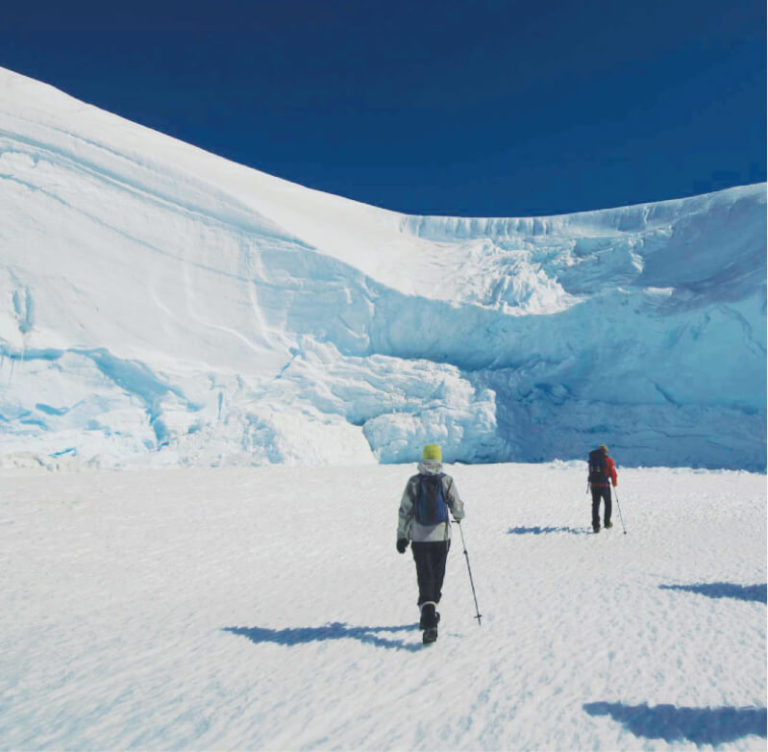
[[0, 68, 765, 470]]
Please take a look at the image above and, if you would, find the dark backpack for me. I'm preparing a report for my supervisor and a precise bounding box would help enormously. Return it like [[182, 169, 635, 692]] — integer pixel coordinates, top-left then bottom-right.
[[588, 448, 608, 484], [415, 473, 449, 525]]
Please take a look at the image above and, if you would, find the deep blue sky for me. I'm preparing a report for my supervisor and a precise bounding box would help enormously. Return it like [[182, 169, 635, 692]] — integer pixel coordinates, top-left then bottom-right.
[[2, 0, 765, 216]]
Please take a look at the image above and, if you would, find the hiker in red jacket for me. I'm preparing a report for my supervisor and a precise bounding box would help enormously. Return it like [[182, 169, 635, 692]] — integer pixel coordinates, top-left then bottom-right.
[[588, 444, 617, 533]]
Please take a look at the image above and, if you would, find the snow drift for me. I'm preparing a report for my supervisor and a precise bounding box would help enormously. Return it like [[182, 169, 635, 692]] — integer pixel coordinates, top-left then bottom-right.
[[0, 68, 765, 470]]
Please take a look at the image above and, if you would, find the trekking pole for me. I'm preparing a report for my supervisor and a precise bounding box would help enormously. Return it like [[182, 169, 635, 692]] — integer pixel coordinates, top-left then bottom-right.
[[614, 488, 627, 535], [454, 521, 482, 625]]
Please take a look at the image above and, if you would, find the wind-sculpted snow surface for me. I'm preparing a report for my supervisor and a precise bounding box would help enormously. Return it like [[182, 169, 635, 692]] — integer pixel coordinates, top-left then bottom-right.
[[0, 464, 765, 749], [0, 68, 765, 469]]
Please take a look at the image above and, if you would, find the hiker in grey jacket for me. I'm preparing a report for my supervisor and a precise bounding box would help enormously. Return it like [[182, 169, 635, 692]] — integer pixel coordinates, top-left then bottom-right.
[[397, 443, 465, 641]]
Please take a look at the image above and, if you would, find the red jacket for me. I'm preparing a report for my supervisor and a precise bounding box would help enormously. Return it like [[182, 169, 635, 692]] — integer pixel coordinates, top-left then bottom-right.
[[591, 455, 617, 487]]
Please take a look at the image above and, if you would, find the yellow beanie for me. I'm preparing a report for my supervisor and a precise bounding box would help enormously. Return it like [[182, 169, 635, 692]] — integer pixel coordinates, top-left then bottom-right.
[[422, 444, 442, 461]]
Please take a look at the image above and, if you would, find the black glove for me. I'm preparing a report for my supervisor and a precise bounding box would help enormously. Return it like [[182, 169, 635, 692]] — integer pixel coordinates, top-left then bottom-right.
[[396, 538, 409, 554]]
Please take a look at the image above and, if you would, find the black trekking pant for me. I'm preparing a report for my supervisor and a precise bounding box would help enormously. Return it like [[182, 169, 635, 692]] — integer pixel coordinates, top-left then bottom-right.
[[411, 540, 450, 606], [591, 485, 612, 528]]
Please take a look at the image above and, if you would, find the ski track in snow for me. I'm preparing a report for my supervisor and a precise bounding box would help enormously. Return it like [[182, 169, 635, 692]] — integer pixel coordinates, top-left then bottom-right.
[[0, 463, 764, 750]]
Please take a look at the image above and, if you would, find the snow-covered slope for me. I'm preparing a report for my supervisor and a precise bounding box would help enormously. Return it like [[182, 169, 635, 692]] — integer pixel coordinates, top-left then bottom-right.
[[0, 68, 765, 470]]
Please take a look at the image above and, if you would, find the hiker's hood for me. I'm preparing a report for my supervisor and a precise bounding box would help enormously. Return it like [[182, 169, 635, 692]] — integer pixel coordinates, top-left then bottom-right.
[[418, 459, 443, 475]]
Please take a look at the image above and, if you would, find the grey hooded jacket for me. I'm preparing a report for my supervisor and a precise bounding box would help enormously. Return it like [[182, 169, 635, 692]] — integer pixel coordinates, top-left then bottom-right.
[[397, 459, 465, 543]]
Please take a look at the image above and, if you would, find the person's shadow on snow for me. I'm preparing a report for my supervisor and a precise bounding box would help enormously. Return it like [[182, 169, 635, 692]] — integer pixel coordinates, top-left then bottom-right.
[[584, 702, 767, 745], [223, 623, 422, 652], [507, 525, 591, 535], [659, 582, 767, 604]]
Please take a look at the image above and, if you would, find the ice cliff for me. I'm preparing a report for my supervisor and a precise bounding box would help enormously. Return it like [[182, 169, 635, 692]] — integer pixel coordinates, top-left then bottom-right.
[[0, 68, 765, 470]]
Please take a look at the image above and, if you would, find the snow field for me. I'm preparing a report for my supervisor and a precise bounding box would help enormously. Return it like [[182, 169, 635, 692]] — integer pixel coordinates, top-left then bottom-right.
[[0, 462, 764, 750]]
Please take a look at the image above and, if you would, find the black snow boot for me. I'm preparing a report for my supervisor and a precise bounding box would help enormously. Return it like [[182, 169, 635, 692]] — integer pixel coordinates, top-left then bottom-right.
[[420, 602, 440, 644], [419, 602, 439, 629], [422, 627, 438, 645]]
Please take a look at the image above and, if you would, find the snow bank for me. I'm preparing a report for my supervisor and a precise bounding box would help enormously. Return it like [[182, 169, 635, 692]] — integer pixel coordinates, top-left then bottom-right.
[[0, 68, 765, 470]]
